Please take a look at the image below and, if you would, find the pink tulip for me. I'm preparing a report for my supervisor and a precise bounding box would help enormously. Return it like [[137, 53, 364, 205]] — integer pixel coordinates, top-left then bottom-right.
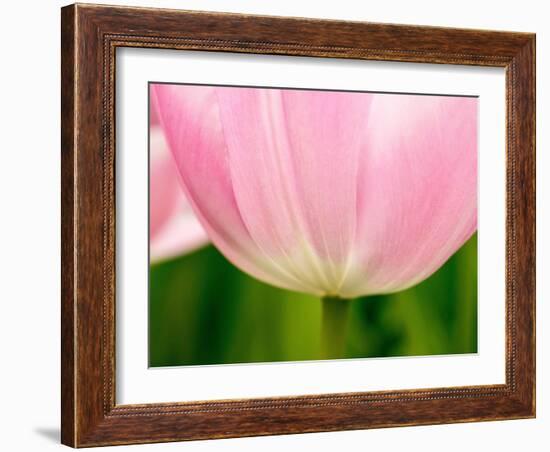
[[149, 118, 209, 263], [153, 85, 477, 298]]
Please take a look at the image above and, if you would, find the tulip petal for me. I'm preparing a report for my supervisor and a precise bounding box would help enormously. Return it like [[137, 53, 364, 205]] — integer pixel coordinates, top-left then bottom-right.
[[150, 202, 210, 262], [149, 126, 210, 262], [153, 84, 320, 293], [215, 87, 373, 295], [155, 84, 477, 298], [149, 127, 180, 237], [339, 94, 478, 297]]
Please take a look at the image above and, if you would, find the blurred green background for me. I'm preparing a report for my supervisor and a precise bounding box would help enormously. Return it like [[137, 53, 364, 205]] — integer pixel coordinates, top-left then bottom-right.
[[149, 234, 477, 367]]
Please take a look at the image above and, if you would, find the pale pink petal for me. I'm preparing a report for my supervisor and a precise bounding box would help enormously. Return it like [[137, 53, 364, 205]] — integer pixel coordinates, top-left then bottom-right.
[[150, 204, 210, 262], [154, 84, 477, 298], [153, 84, 314, 292], [149, 127, 180, 238], [149, 85, 161, 125], [215, 88, 373, 293], [149, 125, 209, 262], [339, 94, 477, 296]]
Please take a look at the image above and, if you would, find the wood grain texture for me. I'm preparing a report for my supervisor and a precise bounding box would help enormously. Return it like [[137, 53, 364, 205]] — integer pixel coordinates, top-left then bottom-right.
[[60, 3, 536, 447], [60, 5, 76, 446]]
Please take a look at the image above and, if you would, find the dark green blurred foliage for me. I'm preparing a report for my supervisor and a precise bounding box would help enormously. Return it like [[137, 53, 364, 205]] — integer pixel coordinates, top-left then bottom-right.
[[149, 234, 477, 367]]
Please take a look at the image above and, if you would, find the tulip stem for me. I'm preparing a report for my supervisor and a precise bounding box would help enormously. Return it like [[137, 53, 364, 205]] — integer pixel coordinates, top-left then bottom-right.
[[320, 296, 351, 360]]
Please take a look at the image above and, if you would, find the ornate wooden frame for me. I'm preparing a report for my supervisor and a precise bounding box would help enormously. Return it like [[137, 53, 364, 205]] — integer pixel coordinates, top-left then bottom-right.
[[61, 3, 536, 447]]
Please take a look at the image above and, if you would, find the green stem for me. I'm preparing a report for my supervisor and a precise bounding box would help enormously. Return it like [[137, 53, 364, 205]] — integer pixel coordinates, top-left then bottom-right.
[[320, 296, 352, 360]]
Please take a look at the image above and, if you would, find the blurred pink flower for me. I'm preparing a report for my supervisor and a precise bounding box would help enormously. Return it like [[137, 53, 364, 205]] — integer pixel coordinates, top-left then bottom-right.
[[149, 118, 209, 263], [153, 85, 477, 297]]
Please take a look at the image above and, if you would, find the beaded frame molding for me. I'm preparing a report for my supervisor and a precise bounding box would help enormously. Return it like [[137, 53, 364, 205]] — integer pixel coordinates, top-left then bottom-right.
[[61, 3, 535, 447]]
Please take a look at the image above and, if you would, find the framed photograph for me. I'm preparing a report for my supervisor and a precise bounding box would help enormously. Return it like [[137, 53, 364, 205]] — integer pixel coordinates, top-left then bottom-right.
[[61, 3, 536, 447]]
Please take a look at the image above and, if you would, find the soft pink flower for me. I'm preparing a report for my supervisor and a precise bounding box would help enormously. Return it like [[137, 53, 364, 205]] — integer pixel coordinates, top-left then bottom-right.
[[149, 120, 209, 263], [153, 85, 477, 297]]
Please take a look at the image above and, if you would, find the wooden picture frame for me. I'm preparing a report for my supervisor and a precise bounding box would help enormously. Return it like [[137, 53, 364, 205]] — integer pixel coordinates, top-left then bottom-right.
[[61, 3, 535, 447]]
